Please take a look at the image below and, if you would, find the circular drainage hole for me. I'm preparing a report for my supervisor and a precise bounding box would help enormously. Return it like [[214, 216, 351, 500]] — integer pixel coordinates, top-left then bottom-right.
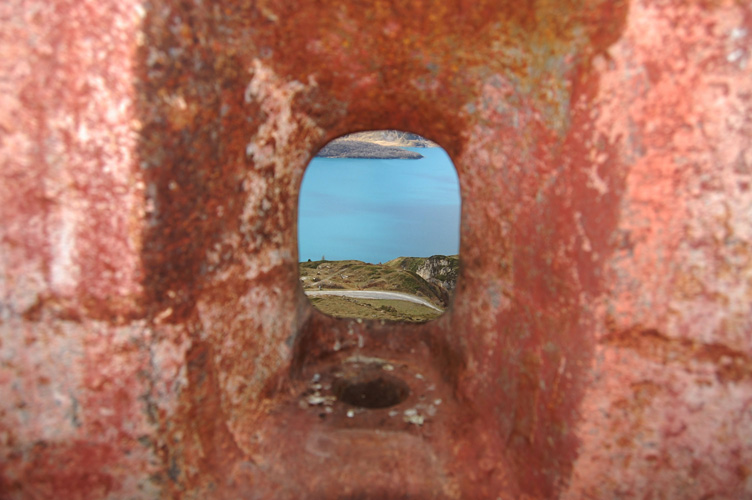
[[333, 374, 410, 409]]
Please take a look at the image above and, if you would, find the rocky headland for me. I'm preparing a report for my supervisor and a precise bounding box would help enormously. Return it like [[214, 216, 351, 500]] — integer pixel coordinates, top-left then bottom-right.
[[386, 255, 459, 305]]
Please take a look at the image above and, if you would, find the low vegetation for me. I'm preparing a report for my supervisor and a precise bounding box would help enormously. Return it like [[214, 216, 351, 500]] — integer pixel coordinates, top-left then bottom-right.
[[299, 257, 457, 322], [307, 296, 441, 322]]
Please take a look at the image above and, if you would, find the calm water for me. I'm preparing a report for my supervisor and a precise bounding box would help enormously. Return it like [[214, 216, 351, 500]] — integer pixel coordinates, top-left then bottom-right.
[[298, 147, 460, 264]]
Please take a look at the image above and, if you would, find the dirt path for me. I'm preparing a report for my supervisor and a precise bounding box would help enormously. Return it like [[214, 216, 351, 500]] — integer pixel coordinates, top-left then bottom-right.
[[304, 290, 443, 312]]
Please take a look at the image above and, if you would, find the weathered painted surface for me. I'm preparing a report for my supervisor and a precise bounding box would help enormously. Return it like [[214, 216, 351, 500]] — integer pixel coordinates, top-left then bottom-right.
[[1, 0, 751, 498]]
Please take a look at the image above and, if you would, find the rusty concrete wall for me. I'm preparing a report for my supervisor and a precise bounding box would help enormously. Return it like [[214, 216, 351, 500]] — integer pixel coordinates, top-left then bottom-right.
[[1, 0, 751, 498]]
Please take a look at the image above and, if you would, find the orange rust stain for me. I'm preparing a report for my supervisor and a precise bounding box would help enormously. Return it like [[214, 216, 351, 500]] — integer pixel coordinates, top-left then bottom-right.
[[603, 327, 752, 384]]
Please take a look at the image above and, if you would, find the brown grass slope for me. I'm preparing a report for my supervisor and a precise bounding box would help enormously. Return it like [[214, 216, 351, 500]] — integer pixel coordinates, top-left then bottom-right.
[[299, 258, 453, 322]]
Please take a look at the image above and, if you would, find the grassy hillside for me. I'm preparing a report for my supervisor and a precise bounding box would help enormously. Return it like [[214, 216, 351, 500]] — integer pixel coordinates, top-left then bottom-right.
[[307, 296, 441, 322], [299, 259, 449, 322]]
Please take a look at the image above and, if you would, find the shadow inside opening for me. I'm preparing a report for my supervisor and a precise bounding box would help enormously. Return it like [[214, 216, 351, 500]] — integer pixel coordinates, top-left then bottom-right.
[[333, 373, 410, 409]]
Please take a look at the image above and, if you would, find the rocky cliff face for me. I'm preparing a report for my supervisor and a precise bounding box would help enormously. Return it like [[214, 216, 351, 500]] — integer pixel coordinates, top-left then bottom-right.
[[415, 255, 459, 294]]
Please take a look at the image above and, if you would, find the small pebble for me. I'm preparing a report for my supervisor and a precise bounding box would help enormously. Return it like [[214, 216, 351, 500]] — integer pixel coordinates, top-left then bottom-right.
[[404, 413, 424, 426], [307, 394, 327, 405], [306, 394, 335, 406]]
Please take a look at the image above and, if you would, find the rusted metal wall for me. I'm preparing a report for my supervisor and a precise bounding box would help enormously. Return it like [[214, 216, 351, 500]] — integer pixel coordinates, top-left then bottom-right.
[[1, 0, 751, 498]]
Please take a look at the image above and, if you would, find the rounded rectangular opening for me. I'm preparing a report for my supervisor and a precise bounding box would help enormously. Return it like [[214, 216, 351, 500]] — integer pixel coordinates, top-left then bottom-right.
[[298, 130, 461, 322]]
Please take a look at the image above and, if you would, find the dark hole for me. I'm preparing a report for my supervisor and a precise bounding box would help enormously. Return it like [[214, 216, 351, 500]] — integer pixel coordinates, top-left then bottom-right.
[[333, 374, 410, 409]]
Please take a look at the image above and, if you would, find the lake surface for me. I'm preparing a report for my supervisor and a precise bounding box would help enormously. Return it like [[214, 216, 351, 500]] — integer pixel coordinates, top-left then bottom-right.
[[298, 147, 460, 264]]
